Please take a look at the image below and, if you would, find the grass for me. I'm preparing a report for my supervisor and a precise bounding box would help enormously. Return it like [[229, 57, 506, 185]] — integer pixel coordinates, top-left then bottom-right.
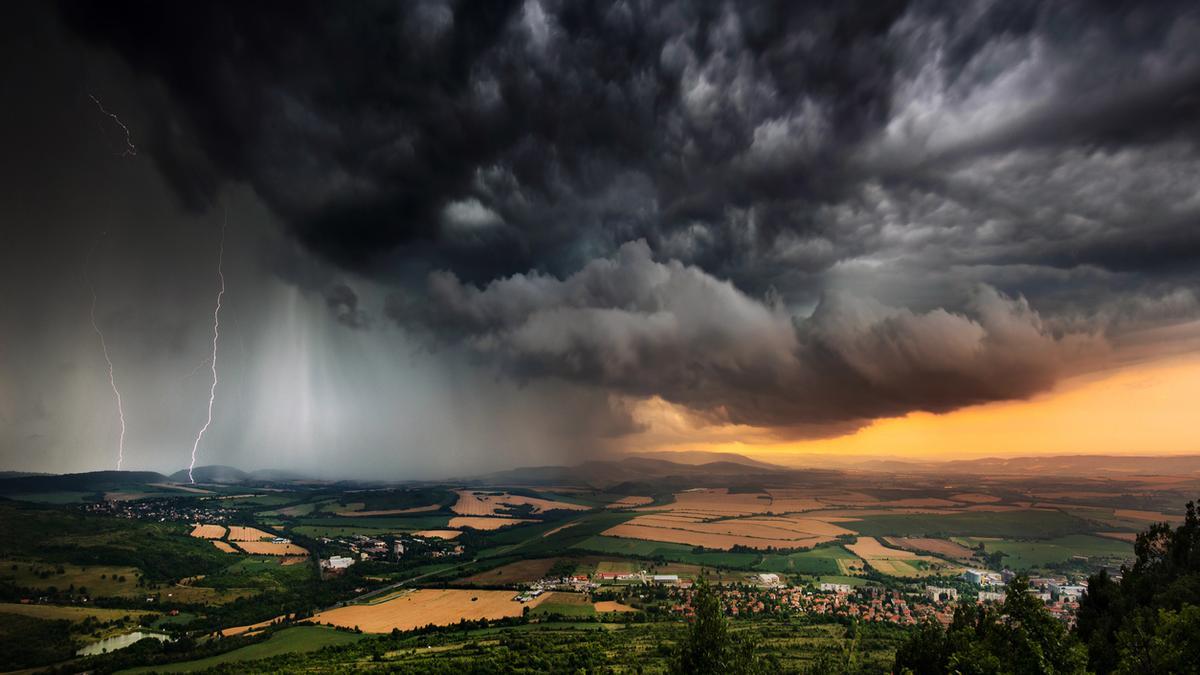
[[530, 592, 596, 618], [119, 626, 365, 673], [0, 602, 151, 622], [1, 560, 144, 596], [959, 534, 1134, 569], [755, 545, 857, 575]]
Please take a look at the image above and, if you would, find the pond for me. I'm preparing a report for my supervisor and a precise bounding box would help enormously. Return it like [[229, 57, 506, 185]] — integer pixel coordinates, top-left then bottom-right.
[[76, 631, 171, 656]]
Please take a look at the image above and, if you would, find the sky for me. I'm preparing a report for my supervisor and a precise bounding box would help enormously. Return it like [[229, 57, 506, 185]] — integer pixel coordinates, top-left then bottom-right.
[[1, 1, 1199, 478]]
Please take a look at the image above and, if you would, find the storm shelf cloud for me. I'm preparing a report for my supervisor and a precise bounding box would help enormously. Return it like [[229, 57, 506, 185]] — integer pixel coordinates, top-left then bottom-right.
[[1, 0, 1199, 474]]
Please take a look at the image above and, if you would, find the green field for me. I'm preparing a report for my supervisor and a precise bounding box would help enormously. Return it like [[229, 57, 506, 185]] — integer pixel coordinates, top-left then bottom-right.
[[531, 593, 597, 618], [755, 545, 857, 575], [956, 534, 1133, 569], [120, 626, 365, 673]]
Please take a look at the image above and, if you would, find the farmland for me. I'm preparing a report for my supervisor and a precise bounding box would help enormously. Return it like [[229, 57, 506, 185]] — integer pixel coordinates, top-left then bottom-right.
[[451, 490, 590, 516], [846, 537, 961, 578], [953, 534, 1133, 569], [0, 455, 1194, 672], [312, 589, 543, 632]]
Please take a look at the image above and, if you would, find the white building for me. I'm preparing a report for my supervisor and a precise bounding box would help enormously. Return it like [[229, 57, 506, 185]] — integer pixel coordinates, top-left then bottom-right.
[[978, 591, 1006, 603], [756, 573, 781, 586], [819, 583, 852, 594], [925, 586, 959, 601], [323, 555, 355, 570], [651, 574, 679, 584], [962, 569, 986, 586]]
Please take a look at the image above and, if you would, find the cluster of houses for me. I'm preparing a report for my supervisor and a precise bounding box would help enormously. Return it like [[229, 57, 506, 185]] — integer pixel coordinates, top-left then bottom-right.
[[85, 496, 239, 524]]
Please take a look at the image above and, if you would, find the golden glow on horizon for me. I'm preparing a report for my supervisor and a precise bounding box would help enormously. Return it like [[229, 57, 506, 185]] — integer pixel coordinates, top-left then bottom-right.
[[633, 352, 1200, 460]]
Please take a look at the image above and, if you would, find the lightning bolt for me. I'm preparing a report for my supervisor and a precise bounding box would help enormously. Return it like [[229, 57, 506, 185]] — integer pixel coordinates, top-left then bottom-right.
[[88, 94, 137, 157], [188, 211, 226, 484], [86, 241, 128, 471]]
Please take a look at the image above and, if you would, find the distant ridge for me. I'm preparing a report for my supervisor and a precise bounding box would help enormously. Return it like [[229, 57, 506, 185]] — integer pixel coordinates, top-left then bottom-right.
[[0, 470, 169, 494], [625, 450, 783, 470], [167, 465, 248, 484], [472, 455, 797, 490]]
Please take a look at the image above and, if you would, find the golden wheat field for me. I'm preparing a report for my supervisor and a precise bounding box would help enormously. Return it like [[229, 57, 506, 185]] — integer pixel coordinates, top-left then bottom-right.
[[236, 541, 308, 556], [451, 490, 589, 516], [227, 526, 278, 541], [448, 516, 535, 530], [412, 529, 462, 539], [312, 589, 543, 632], [189, 524, 226, 539]]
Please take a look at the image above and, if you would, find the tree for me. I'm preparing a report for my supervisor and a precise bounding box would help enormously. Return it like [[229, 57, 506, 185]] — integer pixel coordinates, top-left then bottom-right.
[[668, 577, 772, 675], [1076, 500, 1200, 674]]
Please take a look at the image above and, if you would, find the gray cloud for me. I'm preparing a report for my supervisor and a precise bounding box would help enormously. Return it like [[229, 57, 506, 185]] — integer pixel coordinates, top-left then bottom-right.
[[389, 240, 1100, 436], [2, 1, 1197, 472]]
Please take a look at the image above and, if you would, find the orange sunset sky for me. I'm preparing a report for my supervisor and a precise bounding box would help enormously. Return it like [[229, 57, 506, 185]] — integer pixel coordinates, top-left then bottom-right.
[[633, 348, 1200, 463]]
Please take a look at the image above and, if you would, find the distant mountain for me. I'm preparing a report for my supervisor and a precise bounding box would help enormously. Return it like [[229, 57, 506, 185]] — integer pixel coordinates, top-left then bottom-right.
[[625, 451, 782, 470], [167, 465, 249, 484], [473, 455, 794, 490], [0, 471, 52, 479], [0, 470, 169, 494]]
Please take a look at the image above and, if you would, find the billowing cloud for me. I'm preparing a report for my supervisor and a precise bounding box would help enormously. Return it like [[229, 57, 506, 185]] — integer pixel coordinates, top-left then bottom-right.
[[1, 1, 1197, 473], [389, 241, 1100, 436]]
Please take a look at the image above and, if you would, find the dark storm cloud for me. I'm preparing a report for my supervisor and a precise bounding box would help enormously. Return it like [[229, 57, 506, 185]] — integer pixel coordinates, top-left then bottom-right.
[[387, 240, 1098, 437], [59, 0, 911, 281], [52, 0, 1200, 438]]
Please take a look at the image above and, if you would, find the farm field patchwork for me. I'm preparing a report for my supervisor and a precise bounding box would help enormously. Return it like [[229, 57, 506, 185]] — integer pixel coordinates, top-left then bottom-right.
[[846, 537, 961, 577]]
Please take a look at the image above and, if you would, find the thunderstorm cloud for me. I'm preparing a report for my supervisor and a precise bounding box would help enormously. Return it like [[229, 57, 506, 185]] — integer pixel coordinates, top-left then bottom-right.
[[1, 1, 1198, 474]]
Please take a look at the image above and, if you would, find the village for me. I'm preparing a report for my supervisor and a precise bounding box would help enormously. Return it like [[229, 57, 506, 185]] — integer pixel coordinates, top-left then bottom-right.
[[510, 565, 1093, 627]]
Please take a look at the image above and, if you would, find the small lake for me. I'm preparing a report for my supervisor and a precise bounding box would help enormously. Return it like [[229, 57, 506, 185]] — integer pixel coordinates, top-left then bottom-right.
[[76, 631, 170, 656]]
